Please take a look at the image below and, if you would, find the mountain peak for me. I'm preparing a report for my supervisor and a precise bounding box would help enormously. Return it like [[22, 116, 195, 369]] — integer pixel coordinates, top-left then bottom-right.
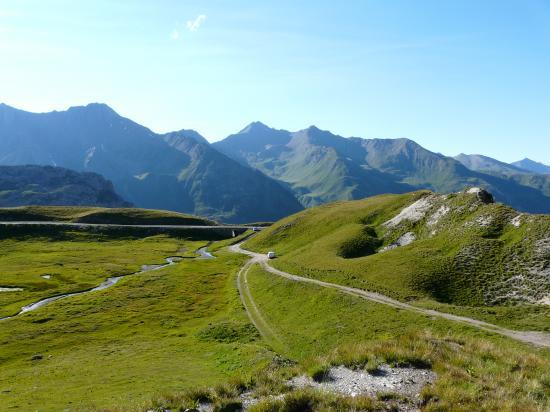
[[67, 103, 117, 116], [511, 158, 550, 174], [239, 121, 272, 134], [163, 129, 209, 145], [306, 125, 320, 131]]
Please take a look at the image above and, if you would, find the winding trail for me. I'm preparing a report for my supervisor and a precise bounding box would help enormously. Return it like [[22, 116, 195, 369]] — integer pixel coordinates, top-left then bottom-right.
[[236, 257, 284, 348], [230, 242, 550, 348]]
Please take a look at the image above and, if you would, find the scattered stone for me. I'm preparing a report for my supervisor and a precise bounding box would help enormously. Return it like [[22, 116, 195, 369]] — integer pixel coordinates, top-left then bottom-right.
[[475, 215, 493, 227]]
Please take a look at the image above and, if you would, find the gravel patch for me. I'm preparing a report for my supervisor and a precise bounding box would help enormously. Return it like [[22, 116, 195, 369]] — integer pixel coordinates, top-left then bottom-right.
[[290, 364, 436, 402]]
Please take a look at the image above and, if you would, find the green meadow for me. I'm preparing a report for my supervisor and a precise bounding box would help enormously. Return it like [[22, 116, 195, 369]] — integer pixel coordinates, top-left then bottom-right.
[[0, 233, 271, 410], [0, 233, 203, 318], [0, 194, 549, 411]]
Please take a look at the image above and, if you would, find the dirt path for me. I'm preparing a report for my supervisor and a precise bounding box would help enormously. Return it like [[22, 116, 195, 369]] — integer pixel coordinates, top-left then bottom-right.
[[236, 258, 283, 348], [229, 242, 550, 348]]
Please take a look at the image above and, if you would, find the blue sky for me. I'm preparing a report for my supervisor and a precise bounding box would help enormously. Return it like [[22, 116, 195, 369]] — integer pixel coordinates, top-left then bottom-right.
[[1, 0, 549, 163]]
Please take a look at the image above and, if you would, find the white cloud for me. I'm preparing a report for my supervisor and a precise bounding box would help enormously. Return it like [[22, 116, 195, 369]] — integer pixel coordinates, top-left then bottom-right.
[[170, 29, 180, 40], [186, 14, 206, 32]]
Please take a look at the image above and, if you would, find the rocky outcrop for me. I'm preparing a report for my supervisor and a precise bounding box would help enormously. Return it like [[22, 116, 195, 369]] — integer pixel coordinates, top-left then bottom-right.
[[0, 165, 131, 207], [466, 187, 494, 204]]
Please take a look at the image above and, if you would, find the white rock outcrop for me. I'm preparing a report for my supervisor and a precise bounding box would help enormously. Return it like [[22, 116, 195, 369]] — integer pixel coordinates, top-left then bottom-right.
[[380, 232, 416, 252], [384, 197, 434, 228]]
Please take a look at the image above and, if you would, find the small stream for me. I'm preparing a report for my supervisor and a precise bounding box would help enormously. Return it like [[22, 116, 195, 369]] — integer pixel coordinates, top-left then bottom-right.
[[0, 244, 218, 322], [0, 256, 181, 322], [197, 246, 215, 259]]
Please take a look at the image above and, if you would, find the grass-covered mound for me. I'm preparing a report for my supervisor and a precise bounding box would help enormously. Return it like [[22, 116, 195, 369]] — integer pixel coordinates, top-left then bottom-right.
[[245, 189, 550, 329], [0, 205, 216, 226]]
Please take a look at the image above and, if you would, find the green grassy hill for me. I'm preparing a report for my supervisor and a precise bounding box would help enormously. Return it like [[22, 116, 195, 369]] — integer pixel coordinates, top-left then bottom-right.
[[0, 205, 217, 226], [245, 188, 550, 330], [0, 216, 548, 411]]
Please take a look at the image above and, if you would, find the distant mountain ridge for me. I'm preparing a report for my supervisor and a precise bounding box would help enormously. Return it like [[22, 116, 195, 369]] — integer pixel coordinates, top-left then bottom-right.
[[1, 103, 548, 217], [512, 158, 550, 174], [0, 165, 130, 207], [214, 123, 550, 213], [454, 153, 527, 176], [0, 103, 303, 222], [454, 153, 550, 199]]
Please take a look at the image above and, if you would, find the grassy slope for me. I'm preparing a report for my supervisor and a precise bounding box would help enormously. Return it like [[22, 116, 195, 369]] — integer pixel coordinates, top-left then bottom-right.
[[243, 265, 549, 411], [244, 191, 550, 331], [0, 244, 272, 411], [0, 226, 548, 411], [0, 205, 216, 225]]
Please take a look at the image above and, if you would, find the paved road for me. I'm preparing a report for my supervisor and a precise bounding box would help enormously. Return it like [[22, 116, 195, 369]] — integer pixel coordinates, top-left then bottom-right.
[[230, 242, 550, 348], [0, 221, 252, 230]]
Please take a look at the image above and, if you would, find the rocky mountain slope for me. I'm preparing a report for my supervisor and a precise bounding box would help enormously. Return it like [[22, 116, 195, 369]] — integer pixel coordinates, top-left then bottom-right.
[[0, 104, 302, 222], [0, 165, 130, 207], [214, 123, 550, 213], [246, 188, 550, 308]]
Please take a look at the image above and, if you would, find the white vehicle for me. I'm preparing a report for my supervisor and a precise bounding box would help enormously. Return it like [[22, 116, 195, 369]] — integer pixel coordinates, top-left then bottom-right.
[[267, 251, 276, 259], [252, 227, 261, 232]]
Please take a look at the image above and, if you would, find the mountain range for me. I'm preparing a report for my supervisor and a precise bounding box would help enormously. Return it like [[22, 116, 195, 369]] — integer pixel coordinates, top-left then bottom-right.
[[214, 122, 550, 213], [0, 103, 302, 222], [1, 103, 549, 219]]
